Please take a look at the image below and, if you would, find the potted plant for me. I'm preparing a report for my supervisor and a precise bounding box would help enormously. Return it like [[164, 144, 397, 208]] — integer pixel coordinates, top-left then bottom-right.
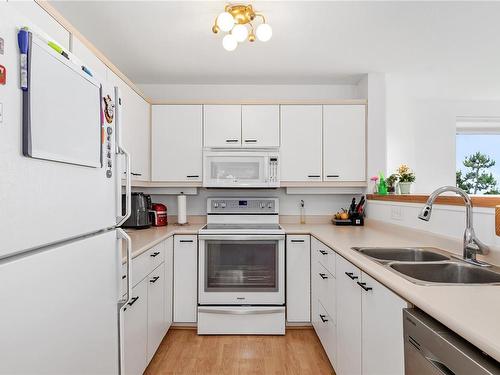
[[397, 164, 415, 194], [386, 174, 399, 194]]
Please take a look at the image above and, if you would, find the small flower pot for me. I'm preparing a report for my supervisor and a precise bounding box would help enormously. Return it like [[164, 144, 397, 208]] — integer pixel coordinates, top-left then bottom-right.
[[399, 182, 412, 194]]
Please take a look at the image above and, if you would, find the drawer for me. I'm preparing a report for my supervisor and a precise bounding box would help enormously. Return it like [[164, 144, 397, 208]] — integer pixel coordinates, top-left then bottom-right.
[[313, 261, 336, 320], [198, 306, 285, 335], [124, 242, 165, 289], [312, 237, 336, 276]]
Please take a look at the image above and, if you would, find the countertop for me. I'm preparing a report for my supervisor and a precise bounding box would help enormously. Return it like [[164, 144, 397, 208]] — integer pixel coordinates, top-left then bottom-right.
[[125, 220, 500, 363]]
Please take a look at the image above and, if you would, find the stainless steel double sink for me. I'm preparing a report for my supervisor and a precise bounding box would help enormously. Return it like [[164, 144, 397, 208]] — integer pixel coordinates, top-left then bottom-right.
[[352, 247, 500, 285]]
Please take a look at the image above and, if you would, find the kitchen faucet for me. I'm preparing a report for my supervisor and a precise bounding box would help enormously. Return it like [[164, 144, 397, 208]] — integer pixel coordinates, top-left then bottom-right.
[[418, 186, 490, 266]]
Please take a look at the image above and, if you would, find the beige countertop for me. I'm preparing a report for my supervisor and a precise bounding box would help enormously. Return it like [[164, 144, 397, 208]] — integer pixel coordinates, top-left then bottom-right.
[[123, 223, 203, 259], [124, 220, 500, 363]]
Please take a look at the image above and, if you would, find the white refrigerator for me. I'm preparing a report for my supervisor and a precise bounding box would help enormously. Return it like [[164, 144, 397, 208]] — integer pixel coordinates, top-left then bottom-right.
[[0, 10, 133, 374]]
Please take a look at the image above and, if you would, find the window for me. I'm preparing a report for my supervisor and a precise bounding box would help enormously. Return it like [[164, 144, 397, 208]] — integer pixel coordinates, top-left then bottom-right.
[[456, 117, 500, 195]]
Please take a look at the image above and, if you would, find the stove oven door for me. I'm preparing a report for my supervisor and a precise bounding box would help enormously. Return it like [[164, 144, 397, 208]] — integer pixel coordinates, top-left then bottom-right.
[[198, 235, 285, 305]]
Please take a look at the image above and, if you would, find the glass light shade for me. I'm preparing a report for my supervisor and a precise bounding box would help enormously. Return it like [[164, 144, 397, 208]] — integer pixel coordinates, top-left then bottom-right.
[[232, 24, 249, 42], [256, 23, 272, 42], [222, 34, 238, 51], [217, 12, 235, 32]]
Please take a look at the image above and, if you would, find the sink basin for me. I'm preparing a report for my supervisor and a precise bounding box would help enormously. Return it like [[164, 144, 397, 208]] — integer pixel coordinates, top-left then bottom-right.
[[390, 262, 500, 285], [353, 247, 450, 263]]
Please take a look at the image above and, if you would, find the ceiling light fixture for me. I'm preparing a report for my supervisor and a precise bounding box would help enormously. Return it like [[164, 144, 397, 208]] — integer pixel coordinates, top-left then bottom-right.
[[212, 4, 272, 51]]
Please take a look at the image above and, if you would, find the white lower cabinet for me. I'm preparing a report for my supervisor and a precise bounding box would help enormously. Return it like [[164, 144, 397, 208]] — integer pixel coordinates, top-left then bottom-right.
[[147, 263, 165, 362], [123, 279, 148, 375], [286, 235, 311, 322], [311, 240, 408, 375], [335, 255, 408, 375], [361, 272, 407, 375], [122, 238, 174, 375], [336, 255, 363, 375], [173, 235, 198, 323]]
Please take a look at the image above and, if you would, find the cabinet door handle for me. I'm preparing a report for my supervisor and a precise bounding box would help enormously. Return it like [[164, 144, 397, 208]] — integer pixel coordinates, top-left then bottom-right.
[[121, 275, 127, 280], [150, 276, 160, 284], [225, 139, 239, 143], [319, 250, 328, 255], [130, 172, 142, 176], [319, 314, 329, 323], [244, 139, 257, 143], [357, 282, 373, 291], [327, 174, 340, 178], [180, 239, 194, 243], [319, 273, 328, 279], [307, 175, 320, 178], [345, 271, 359, 280], [150, 251, 160, 257], [291, 239, 305, 243], [186, 175, 199, 178], [127, 296, 139, 307]]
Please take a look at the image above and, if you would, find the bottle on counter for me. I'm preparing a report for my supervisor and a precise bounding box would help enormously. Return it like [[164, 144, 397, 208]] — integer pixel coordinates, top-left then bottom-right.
[[300, 200, 306, 224]]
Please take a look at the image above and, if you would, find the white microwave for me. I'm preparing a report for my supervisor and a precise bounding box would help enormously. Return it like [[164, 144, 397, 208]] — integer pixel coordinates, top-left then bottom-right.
[[203, 150, 280, 188]]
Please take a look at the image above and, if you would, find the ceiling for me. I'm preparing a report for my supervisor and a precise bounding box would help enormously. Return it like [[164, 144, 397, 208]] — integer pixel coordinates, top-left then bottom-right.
[[49, 1, 500, 85]]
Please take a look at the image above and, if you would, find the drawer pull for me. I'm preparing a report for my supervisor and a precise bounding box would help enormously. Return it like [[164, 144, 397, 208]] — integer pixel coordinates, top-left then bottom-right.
[[307, 175, 320, 178], [319, 314, 329, 323], [121, 275, 127, 280], [130, 172, 142, 176], [150, 276, 160, 284], [127, 296, 139, 307], [186, 175, 199, 178], [226, 139, 239, 143], [327, 174, 340, 178], [345, 271, 359, 280], [319, 250, 328, 255], [244, 139, 257, 143], [180, 239, 194, 243], [291, 239, 305, 243], [357, 282, 373, 291], [150, 251, 160, 257], [319, 273, 328, 280]]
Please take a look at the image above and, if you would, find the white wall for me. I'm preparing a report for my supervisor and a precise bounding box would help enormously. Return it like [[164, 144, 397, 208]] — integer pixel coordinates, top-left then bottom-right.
[[385, 73, 500, 193], [139, 83, 363, 101], [151, 188, 361, 217], [367, 200, 500, 264]]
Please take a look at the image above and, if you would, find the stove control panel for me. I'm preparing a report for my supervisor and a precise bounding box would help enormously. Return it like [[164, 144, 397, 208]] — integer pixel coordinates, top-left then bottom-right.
[[207, 198, 279, 214]]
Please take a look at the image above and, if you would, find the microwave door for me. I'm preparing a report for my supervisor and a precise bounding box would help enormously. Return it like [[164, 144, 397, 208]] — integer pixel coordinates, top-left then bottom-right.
[[205, 155, 267, 187]]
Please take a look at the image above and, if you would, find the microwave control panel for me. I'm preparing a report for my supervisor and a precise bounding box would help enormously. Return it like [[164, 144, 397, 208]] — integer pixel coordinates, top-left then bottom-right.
[[207, 198, 278, 214]]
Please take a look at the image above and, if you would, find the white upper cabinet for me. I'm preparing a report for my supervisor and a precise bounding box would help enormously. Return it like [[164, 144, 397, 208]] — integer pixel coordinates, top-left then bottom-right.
[[152, 105, 202, 182], [108, 71, 150, 181], [280, 105, 323, 181], [241, 105, 280, 147], [323, 105, 366, 182], [204, 105, 242, 148]]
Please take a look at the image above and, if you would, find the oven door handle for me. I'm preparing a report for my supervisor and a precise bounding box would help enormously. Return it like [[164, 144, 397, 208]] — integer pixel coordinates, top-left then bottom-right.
[[198, 234, 285, 241], [198, 307, 284, 315]]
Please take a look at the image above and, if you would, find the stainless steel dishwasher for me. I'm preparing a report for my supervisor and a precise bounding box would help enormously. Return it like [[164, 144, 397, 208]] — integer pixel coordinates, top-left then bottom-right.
[[403, 308, 500, 375]]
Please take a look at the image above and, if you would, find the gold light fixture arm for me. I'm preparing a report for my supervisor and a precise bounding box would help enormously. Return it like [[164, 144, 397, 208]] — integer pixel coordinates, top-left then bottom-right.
[[254, 13, 267, 24]]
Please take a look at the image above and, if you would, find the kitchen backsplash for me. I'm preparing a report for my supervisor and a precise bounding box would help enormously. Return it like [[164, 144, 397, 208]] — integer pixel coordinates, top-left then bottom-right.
[[151, 188, 361, 216]]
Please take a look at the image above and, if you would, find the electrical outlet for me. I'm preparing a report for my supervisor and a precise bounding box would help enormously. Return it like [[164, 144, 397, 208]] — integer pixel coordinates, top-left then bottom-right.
[[391, 205, 403, 221]]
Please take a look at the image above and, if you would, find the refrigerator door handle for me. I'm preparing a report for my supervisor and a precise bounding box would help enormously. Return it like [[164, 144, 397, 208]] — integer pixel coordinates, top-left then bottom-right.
[[116, 228, 132, 375], [116, 146, 131, 226], [117, 228, 132, 308]]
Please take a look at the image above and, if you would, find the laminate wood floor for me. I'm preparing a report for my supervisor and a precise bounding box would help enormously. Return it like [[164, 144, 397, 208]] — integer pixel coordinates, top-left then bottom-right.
[[144, 328, 335, 375]]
